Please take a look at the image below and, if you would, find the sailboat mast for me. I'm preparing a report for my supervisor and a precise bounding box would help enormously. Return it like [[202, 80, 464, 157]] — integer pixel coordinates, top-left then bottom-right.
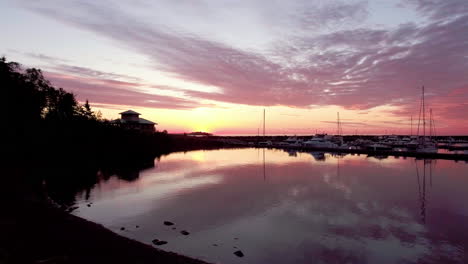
[[429, 108, 433, 140], [337, 112, 340, 136], [422, 86, 426, 145], [431, 110, 436, 138], [263, 108, 266, 138], [410, 115, 413, 136]]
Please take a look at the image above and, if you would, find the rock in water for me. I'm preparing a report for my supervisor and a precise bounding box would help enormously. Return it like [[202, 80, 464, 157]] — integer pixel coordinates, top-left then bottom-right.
[[234, 250, 244, 257], [152, 239, 168, 246], [120, 227, 125, 231], [66, 206, 78, 213], [163, 221, 174, 226], [180, 230, 190, 235]]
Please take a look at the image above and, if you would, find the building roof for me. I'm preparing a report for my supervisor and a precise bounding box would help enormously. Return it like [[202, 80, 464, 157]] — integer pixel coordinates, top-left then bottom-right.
[[111, 118, 157, 125], [139, 118, 157, 125], [119, 110, 141, 115]]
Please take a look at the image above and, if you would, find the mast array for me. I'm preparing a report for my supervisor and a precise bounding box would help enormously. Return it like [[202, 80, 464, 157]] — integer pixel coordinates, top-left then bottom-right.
[[416, 86, 426, 144], [429, 108, 436, 139], [337, 112, 343, 136]]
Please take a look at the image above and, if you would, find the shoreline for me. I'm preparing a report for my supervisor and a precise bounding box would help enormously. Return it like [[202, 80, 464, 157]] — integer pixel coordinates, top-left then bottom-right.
[[1, 185, 211, 264], [0, 144, 237, 263]]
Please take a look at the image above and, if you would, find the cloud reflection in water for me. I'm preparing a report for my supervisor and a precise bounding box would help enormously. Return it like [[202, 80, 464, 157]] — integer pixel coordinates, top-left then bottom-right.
[[73, 148, 467, 264]]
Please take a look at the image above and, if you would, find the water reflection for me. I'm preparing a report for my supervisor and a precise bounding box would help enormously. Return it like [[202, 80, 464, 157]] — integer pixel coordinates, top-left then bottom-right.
[[46, 148, 468, 264], [416, 160, 427, 224], [310, 151, 326, 161], [415, 159, 435, 225], [286, 149, 298, 157], [41, 156, 157, 208], [263, 148, 266, 181]]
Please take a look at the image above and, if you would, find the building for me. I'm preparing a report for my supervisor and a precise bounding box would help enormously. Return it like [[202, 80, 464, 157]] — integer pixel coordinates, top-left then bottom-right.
[[112, 110, 157, 133]]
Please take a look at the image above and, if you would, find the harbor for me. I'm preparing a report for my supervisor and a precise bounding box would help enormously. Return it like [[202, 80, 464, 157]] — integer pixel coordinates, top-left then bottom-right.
[[65, 148, 468, 264], [215, 135, 468, 161], [3, 1, 468, 263], [214, 86, 468, 161]]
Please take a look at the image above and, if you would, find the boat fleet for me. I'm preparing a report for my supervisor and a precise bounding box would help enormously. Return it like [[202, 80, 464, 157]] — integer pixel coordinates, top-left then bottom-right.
[[256, 134, 440, 153], [248, 86, 467, 154]]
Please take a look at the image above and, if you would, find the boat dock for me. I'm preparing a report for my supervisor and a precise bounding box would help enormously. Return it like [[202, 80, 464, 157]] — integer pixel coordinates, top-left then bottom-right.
[[216, 136, 468, 161], [252, 144, 468, 161]]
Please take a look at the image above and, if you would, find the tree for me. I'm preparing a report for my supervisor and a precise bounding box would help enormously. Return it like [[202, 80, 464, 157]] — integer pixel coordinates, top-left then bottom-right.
[[1, 57, 97, 128]]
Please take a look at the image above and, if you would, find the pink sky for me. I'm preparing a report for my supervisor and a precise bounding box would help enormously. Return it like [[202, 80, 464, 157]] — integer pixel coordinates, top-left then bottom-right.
[[1, 0, 467, 135]]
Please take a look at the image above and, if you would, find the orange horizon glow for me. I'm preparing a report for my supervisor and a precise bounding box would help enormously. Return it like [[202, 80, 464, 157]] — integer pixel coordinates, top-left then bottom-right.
[[89, 102, 467, 136], [3, 1, 468, 136]]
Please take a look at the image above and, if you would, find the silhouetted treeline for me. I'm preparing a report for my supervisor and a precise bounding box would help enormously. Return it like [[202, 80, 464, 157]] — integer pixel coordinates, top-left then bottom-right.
[[1, 57, 179, 167], [2, 57, 97, 134], [1, 57, 231, 207]]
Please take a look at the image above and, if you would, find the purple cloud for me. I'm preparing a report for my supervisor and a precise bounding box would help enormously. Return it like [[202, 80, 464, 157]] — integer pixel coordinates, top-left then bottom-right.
[[50, 64, 142, 82], [401, 0, 468, 20], [45, 71, 211, 110], [17, 0, 468, 132]]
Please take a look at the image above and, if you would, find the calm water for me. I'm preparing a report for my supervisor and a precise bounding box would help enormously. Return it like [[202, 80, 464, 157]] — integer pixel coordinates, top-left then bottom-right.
[[71, 148, 468, 264]]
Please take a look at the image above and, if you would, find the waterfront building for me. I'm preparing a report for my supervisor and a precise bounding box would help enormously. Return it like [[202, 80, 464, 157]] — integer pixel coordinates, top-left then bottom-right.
[[111, 110, 157, 133]]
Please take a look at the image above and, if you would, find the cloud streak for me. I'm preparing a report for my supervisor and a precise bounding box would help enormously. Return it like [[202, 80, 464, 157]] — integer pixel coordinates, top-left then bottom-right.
[[15, 0, 468, 132], [45, 71, 211, 110]]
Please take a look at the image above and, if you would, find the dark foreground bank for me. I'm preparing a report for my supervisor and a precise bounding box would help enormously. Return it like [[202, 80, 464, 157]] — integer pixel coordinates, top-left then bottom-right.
[[1, 168, 211, 264], [0, 57, 220, 263]]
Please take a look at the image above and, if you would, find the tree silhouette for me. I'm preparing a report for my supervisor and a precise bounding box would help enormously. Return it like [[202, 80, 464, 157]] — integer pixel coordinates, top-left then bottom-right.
[[1, 57, 99, 129]]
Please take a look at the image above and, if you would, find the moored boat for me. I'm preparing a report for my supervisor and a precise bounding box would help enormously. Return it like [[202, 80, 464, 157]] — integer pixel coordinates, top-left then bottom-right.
[[303, 136, 338, 148]]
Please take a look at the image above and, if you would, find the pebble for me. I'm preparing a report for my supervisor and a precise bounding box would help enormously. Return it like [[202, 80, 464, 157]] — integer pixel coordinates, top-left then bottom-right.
[[163, 221, 174, 226], [234, 250, 244, 257], [180, 230, 190, 235], [66, 206, 78, 212], [152, 239, 168, 246]]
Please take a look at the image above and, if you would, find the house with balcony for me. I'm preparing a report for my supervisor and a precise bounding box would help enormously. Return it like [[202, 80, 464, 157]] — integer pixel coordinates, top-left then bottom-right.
[[111, 110, 157, 133]]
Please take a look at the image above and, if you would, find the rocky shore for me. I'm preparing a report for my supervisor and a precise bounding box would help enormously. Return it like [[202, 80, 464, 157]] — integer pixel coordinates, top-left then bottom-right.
[[1, 201, 211, 264], [0, 169, 211, 264]]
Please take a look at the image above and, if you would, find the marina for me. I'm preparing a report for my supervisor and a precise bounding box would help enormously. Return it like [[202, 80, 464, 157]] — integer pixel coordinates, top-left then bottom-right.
[[221, 135, 468, 161], [218, 86, 468, 161], [3, 1, 468, 263], [66, 148, 468, 264]]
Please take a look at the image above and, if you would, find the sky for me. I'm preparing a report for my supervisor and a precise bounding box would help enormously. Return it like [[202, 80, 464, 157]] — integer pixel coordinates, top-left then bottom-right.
[[1, 0, 467, 135]]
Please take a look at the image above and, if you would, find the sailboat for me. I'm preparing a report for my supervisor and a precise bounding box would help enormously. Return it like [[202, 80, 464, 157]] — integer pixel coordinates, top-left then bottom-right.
[[428, 108, 438, 146], [258, 109, 272, 146], [415, 86, 437, 153], [335, 112, 351, 149]]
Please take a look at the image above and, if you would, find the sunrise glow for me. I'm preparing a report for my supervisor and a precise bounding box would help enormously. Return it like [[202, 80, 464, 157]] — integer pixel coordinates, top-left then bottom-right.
[[1, 1, 467, 135]]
